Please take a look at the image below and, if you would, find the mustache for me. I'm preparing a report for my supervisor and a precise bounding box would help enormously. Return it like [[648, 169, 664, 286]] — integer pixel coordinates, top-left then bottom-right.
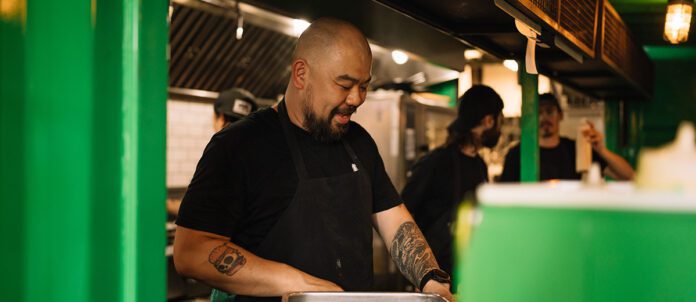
[[332, 105, 357, 116]]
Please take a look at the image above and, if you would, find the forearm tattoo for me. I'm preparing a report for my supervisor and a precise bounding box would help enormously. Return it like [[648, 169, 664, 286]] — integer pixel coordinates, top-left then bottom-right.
[[390, 222, 439, 287], [209, 242, 247, 276]]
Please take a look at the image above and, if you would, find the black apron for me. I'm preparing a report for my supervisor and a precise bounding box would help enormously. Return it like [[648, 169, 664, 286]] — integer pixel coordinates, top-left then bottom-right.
[[235, 101, 374, 302]]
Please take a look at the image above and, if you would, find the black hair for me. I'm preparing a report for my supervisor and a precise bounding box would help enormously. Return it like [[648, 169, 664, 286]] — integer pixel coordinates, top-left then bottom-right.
[[539, 93, 562, 113], [446, 85, 504, 147]]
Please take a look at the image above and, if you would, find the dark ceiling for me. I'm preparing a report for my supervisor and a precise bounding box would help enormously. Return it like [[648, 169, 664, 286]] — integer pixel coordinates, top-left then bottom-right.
[[170, 0, 693, 101]]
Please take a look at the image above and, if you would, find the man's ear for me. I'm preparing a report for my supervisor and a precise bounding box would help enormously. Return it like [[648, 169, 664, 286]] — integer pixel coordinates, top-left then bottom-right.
[[291, 59, 308, 89], [482, 114, 495, 129]]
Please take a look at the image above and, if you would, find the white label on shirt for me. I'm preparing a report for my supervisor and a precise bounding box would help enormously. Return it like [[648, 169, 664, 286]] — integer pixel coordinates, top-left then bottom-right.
[[351, 163, 358, 172]]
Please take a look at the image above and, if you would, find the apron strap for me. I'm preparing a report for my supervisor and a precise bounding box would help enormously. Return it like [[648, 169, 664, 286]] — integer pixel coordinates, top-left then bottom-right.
[[278, 100, 310, 180], [341, 139, 367, 176]]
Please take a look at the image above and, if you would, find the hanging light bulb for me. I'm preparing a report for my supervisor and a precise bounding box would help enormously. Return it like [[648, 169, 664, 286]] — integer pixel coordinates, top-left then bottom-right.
[[664, 0, 693, 44], [236, 15, 244, 40], [235, 1, 243, 40]]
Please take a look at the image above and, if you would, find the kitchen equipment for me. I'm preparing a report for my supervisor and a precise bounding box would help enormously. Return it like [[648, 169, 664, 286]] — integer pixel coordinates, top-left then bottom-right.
[[353, 90, 455, 191]]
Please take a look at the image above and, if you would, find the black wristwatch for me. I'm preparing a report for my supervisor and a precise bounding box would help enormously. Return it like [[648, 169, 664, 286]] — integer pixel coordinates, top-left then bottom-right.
[[419, 268, 451, 291]]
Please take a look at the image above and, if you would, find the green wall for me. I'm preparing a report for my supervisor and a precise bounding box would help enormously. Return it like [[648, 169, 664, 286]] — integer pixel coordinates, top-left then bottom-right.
[[612, 46, 696, 165], [606, 46, 696, 164]]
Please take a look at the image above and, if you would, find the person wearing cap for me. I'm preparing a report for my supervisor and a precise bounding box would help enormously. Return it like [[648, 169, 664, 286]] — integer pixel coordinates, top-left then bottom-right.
[[499, 93, 634, 182], [173, 18, 453, 302], [166, 88, 259, 218], [213, 88, 259, 132], [401, 85, 504, 275]]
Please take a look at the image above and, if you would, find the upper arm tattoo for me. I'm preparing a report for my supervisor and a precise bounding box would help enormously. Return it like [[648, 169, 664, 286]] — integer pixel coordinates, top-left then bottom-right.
[[209, 242, 247, 276], [390, 221, 438, 287]]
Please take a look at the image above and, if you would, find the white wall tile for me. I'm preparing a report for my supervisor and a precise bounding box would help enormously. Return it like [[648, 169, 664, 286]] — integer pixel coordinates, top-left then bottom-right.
[[166, 100, 215, 188]]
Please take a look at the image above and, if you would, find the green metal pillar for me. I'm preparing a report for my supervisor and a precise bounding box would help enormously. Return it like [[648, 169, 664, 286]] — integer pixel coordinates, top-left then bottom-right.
[[0, 0, 167, 301], [0, 2, 27, 301], [518, 62, 539, 182]]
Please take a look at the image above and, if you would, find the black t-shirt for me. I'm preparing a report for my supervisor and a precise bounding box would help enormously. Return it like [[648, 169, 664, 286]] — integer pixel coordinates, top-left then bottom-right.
[[499, 137, 608, 182], [401, 146, 488, 274], [176, 107, 401, 252], [402, 146, 488, 228]]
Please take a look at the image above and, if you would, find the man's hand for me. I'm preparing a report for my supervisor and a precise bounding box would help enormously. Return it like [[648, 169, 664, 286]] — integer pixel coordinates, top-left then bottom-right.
[[297, 272, 343, 292], [580, 120, 635, 180], [422, 280, 455, 302], [582, 121, 606, 153]]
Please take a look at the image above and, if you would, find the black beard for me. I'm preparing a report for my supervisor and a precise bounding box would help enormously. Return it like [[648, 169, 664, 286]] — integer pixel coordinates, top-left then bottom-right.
[[303, 104, 356, 143], [481, 127, 501, 148]]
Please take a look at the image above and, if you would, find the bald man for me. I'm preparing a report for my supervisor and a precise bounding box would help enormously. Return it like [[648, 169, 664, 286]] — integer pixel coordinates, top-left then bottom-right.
[[173, 18, 454, 302]]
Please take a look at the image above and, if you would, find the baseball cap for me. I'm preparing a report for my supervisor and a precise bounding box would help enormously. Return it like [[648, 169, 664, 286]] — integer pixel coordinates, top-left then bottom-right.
[[214, 88, 258, 120], [448, 85, 504, 133]]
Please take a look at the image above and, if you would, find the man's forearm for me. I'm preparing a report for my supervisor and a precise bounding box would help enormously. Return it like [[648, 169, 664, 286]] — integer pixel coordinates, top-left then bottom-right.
[[598, 148, 634, 180], [389, 221, 439, 288], [174, 227, 340, 297]]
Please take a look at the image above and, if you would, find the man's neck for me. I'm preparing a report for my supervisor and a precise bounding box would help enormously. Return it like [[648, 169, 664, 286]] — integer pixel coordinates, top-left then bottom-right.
[[539, 134, 561, 148], [277, 94, 308, 131]]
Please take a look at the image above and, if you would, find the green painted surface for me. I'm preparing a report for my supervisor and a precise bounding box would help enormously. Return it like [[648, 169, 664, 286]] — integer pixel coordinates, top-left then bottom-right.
[[623, 50, 696, 154], [1, 0, 167, 301], [90, 1, 125, 301], [133, 0, 169, 300], [24, 1, 94, 301], [427, 79, 458, 107], [0, 2, 26, 301], [457, 205, 696, 302], [645, 46, 696, 60], [519, 67, 539, 182]]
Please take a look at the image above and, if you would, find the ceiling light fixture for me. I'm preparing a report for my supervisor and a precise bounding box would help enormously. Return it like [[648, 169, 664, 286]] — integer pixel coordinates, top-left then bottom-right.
[[664, 0, 694, 44], [503, 59, 519, 72], [292, 19, 310, 36], [464, 49, 483, 60], [391, 50, 409, 65]]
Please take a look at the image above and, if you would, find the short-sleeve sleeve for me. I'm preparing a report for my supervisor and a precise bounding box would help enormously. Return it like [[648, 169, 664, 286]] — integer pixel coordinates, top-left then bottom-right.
[[176, 133, 247, 237]]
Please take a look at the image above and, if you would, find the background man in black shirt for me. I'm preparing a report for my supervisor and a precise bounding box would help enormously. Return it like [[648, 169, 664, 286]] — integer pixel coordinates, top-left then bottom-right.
[[500, 93, 634, 182], [173, 18, 453, 302], [402, 85, 504, 275]]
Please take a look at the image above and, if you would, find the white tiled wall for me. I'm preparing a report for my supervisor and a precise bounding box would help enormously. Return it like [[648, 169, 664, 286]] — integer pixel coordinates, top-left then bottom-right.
[[167, 100, 215, 188]]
